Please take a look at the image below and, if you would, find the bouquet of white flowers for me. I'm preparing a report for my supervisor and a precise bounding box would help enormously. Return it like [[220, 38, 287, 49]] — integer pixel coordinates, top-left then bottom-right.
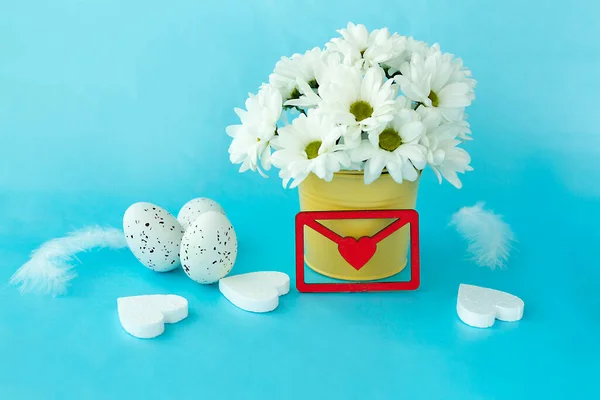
[[227, 23, 476, 189]]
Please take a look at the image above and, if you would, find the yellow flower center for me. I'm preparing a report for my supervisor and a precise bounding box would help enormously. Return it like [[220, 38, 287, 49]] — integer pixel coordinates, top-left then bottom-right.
[[428, 90, 439, 107], [378, 128, 402, 152], [289, 87, 301, 100], [305, 141, 322, 160], [349, 101, 373, 122]]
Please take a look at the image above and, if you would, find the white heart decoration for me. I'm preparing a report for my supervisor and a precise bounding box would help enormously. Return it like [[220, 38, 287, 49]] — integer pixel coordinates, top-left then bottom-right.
[[457, 284, 524, 328], [117, 294, 188, 339], [219, 272, 290, 313]]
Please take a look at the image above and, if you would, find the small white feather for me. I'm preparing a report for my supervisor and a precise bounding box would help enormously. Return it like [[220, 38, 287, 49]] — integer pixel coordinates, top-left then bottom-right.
[[450, 202, 515, 269], [10, 226, 127, 296]]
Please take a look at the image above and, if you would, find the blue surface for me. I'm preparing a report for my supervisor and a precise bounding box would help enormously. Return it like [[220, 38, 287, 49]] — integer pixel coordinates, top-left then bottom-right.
[[1, 1, 599, 399]]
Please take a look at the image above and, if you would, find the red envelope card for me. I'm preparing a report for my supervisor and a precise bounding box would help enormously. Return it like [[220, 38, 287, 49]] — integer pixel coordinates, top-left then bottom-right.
[[295, 209, 420, 293]]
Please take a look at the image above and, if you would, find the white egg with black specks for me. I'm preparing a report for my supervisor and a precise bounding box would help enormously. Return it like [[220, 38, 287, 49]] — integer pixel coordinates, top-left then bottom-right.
[[123, 202, 185, 272], [177, 198, 225, 230], [180, 211, 237, 284]]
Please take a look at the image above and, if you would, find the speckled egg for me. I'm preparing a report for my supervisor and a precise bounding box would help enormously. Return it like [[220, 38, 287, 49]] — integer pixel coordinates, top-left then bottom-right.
[[123, 202, 185, 272], [180, 211, 237, 284], [177, 198, 225, 230]]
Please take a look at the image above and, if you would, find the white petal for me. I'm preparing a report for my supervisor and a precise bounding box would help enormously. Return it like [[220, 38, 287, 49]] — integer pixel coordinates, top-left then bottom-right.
[[400, 83, 427, 103], [234, 107, 247, 122], [313, 157, 329, 180], [440, 107, 466, 122], [432, 149, 445, 165], [397, 144, 426, 164], [419, 108, 442, 131], [226, 124, 242, 138], [260, 147, 273, 170], [400, 121, 425, 142], [387, 161, 404, 183], [289, 171, 310, 188], [441, 167, 463, 188], [437, 82, 472, 108], [364, 156, 386, 184], [350, 141, 376, 162], [343, 126, 363, 148], [367, 130, 381, 148], [431, 166, 443, 184], [402, 161, 419, 181]]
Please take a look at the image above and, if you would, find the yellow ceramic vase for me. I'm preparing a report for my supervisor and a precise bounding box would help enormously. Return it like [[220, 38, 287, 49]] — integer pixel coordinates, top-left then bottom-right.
[[298, 171, 419, 281]]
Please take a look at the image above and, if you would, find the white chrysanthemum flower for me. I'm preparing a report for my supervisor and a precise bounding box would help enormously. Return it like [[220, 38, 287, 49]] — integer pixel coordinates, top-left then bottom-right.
[[271, 110, 351, 188], [419, 117, 473, 188], [269, 47, 332, 109], [319, 66, 397, 147], [350, 102, 427, 184], [395, 50, 476, 121], [226, 84, 282, 177], [326, 22, 405, 70], [228, 25, 477, 189]]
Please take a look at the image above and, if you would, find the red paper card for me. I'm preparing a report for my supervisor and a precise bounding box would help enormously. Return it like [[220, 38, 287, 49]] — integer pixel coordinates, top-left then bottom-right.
[[295, 209, 420, 293]]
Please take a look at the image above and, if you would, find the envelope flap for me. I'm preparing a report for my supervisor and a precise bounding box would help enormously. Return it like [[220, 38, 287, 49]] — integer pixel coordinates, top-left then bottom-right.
[[296, 209, 418, 244]]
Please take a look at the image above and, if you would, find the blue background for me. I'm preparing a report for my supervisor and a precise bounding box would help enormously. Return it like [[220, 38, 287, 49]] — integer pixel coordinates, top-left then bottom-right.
[[1, 1, 599, 399]]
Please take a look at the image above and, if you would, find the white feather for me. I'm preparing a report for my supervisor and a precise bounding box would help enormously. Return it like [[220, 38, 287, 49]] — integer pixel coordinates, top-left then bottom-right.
[[10, 226, 127, 296], [450, 202, 515, 269]]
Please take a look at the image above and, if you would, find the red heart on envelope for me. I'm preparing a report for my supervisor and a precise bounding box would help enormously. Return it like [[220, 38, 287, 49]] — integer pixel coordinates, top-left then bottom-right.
[[338, 237, 377, 270]]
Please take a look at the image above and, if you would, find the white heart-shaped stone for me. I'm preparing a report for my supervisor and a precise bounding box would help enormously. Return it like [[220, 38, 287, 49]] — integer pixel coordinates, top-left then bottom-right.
[[219, 272, 290, 313], [457, 284, 524, 328], [117, 294, 188, 338]]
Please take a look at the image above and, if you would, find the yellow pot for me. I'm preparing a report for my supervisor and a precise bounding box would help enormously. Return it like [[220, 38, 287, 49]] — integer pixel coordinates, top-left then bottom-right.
[[298, 171, 419, 281]]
